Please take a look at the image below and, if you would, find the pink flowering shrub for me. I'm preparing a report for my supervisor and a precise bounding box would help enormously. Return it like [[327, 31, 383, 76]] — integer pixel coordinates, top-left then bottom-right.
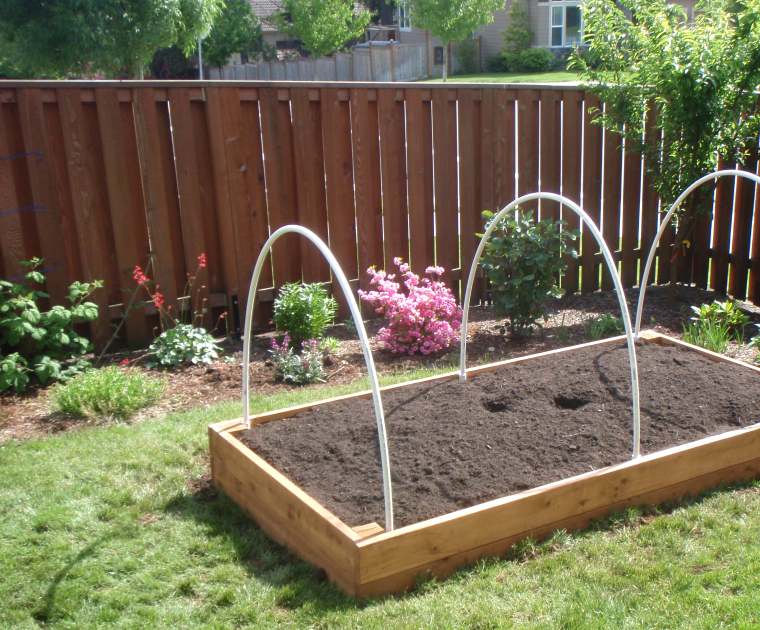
[[359, 258, 462, 355]]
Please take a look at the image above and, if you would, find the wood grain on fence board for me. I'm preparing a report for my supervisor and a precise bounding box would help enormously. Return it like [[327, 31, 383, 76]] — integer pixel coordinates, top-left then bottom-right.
[[458, 89, 482, 301], [57, 91, 118, 347], [259, 87, 302, 287], [728, 159, 757, 299], [95, 88, 151, 345], [539, 90, 561, 222], [377, 88, 409, 268], [561, 90, 583, 294], [711, 163, 735, 294], [320, 88, 358, 316], [601, 124, 623, 290], [405, 89, 435, 274], [291, 88, 330, 283], [16, 89, 70, 304], [581, 94, 603, 293], [517, 90, 539, 216], [432, 88, 459, 290], [621, 137, 642, 288], [351, 88, 383, 290]]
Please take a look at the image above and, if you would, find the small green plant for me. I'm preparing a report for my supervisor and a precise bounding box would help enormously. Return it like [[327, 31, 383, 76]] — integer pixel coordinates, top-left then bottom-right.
[[503, 47, 556, 72], [319, 336, 340, 356], [479, 210, 578, 335], [586, 314, 624, 340], [148, 324, 220, 368], [269, 335, 325, 385], [0, 258, 102, 393], [454, 37, 479, 74], [54, 367, 164, 420], [689, 300, 749, 342], [273, 283, 337, 347], [750, 325, 760, 362], [682, 319, 732, 354]]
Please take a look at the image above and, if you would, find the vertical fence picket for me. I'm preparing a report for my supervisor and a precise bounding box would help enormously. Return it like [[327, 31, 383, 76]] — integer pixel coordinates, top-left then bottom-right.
[[16, 89, 70, 304], [259, 87, 302, 288], [432, 88, 459, 290], [581, 94, 603, 293], [492, 90, 516, 211], [539, 90, 561, 222], [561, 90, 583, 294], [351, 88, 384, 291], [458, 89, 483, 301], [405, 89, 435, 274], [640, 105, 660, 287], [620, 131, 642, 288], [321, 88, 358, 315], [58, 89, 120, 347], [711, 161, 735, 294], [377, 88, 409, 267], [601, 124, 623, 290], [291, 88, 330, 283], [517, 90, 539, 216], [0, 96, 37, 283], [728, 158, 757, 299], [95, 88, 151, 346]]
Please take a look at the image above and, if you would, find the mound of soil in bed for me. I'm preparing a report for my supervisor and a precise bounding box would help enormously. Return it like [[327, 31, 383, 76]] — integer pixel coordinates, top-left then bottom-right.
[[241, 342, 760, 528]]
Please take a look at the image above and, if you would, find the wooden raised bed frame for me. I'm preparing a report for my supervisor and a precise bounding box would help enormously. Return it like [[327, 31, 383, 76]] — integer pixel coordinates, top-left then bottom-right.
[[208, 332, 760, 597]]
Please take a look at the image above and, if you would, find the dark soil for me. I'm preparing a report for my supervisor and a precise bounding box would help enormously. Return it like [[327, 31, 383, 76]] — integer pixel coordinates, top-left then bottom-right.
[[241, 342, 760, 529]]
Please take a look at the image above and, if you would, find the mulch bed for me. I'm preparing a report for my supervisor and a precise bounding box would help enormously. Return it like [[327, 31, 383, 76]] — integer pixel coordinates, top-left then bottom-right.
[[242, 341, 760, 528], [2, 286, 759, 443]]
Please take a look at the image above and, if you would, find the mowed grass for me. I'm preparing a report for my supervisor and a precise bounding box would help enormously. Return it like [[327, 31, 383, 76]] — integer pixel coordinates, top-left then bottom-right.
[[2, 367, 760, 628], [423, 71, 580, 83]]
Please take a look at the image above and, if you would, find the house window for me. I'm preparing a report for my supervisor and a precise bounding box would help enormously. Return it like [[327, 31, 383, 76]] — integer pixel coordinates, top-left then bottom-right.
[[549, 2, 582, 48], [397, 0, 412, 30]]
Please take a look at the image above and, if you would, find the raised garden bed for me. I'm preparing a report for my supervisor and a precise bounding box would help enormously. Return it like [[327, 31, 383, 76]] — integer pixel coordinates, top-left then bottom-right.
[[208, 332, 760, 597]]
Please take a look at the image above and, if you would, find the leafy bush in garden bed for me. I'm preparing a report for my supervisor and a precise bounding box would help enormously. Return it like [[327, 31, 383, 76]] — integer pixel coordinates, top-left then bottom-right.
[[0, 258, 102, 393], [54, 366, 164, 420], [479, 210, 578, 335], [689, 300, 749, 342], [131, 253, 222, 368], [273, 282, 337, 347], [586, 314, 624, 340], [359, 258, 461, 355], [269, 334, 325, 385]]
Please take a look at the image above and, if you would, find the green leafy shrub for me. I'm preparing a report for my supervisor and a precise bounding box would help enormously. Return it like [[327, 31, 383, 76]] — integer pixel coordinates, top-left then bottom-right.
[[504, 48, 556, 72], [54, 366, 164, 420], [273, 283, 337, 347], [586, 314, 624, 340], [749, 325, 760, 362], [148, 324, 220, 368], [0, 258, 102, 393], [682, 319, 731, 354], [269, 335, 325, 385], [479, 210, 578, 335], [689, 300, 749, 342]]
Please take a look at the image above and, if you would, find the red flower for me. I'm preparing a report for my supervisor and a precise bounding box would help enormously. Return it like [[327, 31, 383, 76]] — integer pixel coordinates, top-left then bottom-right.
[[152, 291, 165, 309], [119, 358, 130, 367], [197, 252, 207, 269], [133, 265, 149, 286]]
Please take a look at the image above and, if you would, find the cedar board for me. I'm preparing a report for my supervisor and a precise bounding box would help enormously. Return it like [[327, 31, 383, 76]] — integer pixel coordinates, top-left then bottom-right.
[[208, 332, 760, 597]]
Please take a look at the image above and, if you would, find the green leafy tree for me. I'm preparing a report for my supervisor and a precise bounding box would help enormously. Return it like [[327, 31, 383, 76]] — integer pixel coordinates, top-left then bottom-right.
[[571, 0, 760, 286], [277, 0, 372, 58], [203, 0, 267, 69], [407, 0, 503, 80], [0, 0, 223, 78], [503, 0, 531, 53]]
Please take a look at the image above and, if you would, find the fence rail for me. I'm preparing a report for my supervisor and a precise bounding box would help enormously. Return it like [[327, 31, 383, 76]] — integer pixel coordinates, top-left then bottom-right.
[[0, 81, 758, 348]]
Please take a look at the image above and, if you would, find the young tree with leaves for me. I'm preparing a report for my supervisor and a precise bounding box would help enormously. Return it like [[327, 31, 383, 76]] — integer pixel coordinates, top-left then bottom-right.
[[0, 0, 223, 78], [203, 0, 270, 69], [407, 0, 503, 80], [572, 0, 760, 286], [277, 0, 372, 58]]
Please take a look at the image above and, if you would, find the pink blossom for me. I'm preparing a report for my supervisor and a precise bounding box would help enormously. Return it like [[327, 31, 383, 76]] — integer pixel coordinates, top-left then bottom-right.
[[359, 258, 461, 355]]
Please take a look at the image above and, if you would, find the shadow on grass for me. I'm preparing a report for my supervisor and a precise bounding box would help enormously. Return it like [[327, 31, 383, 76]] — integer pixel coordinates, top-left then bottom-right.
[[162, 476, 365, 612], [34, 531, 121, 624]]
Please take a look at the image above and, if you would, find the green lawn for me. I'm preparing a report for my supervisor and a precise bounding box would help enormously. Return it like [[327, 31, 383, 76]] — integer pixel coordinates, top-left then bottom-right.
[[424, 71, 580, 83], [2, 371, 760, 628]]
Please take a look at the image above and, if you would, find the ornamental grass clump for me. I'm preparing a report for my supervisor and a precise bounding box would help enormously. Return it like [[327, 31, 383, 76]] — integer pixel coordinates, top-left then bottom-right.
[[359, 258, 462, 355]]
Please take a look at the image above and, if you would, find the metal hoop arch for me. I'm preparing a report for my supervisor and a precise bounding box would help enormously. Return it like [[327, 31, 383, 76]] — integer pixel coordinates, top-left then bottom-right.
[[634, 169, 760, 339], [241, 225, 395, 531], [459, 192, 643, 458]]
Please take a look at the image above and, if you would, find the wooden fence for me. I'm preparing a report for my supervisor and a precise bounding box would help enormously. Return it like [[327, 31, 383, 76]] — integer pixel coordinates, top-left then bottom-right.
[[1, 81, 759, 348]]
